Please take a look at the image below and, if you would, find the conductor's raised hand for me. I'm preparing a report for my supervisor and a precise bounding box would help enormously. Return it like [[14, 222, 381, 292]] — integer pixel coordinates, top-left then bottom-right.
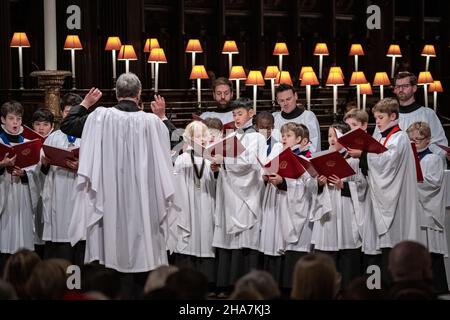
[[81, 87, 103, 110], [150, 95, 167, 119]]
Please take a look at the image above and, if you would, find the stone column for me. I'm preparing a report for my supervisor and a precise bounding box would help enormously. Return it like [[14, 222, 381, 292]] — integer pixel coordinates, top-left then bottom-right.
[[44, 0, 57, 70]]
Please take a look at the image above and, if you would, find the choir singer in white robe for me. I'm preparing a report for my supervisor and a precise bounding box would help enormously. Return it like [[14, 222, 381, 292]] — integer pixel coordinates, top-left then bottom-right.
[[61, 73, 176, 274]]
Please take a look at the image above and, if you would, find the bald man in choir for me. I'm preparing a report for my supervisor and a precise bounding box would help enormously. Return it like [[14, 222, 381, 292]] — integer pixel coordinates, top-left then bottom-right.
[[60, 73, 176, 273]]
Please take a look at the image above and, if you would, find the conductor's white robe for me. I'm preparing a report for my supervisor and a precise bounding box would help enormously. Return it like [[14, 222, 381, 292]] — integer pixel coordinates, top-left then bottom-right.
[[212, 130, 267, 250], [417, 152, 448, 256], [367, 129, 422, 249], [68, 107, 175, 273], [41, 130, 81, 242]]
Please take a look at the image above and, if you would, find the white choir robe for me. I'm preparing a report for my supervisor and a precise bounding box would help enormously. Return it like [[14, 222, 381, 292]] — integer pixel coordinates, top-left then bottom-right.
[[41, 130, 81, 243], [360, 188, 381, 255], [367, 130, 422, 249], [170, 150, 216, 258], [259, 143, 314, 256], [68, 107, 176, 273], [272, 110, 321, 153], [200, 111, 234, 125], [310, 157, 366, 251], [418, 152, 448, 256], [373, 107, 448, 160], [212, 130, 267, 250], [0, 140, 38, 253]]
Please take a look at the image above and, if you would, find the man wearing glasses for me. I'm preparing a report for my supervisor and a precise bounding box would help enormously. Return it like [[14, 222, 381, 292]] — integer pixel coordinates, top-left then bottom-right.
[[390, 71, 448, 162]]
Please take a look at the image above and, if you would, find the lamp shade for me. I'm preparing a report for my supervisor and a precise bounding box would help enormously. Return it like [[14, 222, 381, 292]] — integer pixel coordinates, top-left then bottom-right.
[[245, 71, 265, 86], [421, 44, 436, 57], [349, 71, 368, 86], [229, 66, 246, 80], [417, 71, 434, 85], [10, 32, 30, 47], [275, 71, 293, 86], [118, 45, 137, 60], [387, 44, 402, 57], [264, 66, 280, 79], [373, 72, 391, 86], [273, 42, 289, 55], [144, 38, 160, 53], [148, 48, 167, 63], [299, 66, 314, 80], [64, 35, 82, 50], [349, 44, 364, 56], [222, 40, 238, 54], [313, 43, 329, 56], [185, 39, 203, 53], [105, 36, 122, 51], [189, 65, 209, 80], [326, 71, 344, 86], [428, 80, 443, 93], [300, 71, 319, 86], [360, 83, 373, 95], [329, 66, 344, 79]]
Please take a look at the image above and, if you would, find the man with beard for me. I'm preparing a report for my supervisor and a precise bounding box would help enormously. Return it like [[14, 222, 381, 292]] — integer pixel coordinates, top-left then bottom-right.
[[200, 77, 234, 125]]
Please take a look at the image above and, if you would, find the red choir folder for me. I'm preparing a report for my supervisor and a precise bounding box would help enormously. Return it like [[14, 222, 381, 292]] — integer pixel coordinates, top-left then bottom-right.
[[308, 149, 356, 179], [436, 144, 450, 153], [258, 148, 306, 179], [191, 133, 246, 160], [22, 125, 48, 143], [338, 128, 387, 154], [410, 143, 424, 183], [0, 139, 42, 169], [191, 113, 205, 122], [222, 121, 236, 132], [42, 145, 80, 170], [297, 155, 319, 178]]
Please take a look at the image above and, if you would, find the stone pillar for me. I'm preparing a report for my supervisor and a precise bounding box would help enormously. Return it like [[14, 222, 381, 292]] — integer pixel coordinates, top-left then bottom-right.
[[44, 0, 57, 70], [30, 70, 71, 125]]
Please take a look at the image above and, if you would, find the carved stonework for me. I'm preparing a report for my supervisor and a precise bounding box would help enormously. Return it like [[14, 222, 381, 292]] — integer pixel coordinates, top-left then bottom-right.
[[30, 70, 72, 122]]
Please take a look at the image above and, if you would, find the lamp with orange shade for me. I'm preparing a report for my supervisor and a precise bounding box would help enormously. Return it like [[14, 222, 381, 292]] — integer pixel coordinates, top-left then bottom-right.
[[229, 66, 246, 99], [359, 83, 372, 111], [299, 66, 314, 81], [245, 71, 265, 112], [264, 66, 279, 103], [326, 71, 344, 114], [428, 80, 443, 112], [222, 40, 239, 75], [421, 45, 436, 72], [349, 44, 364, 72], [372, 72, 390, 99], [300, 71, 319, 110], [186, 39, 203, 88], [64, 35, 83, 89], [349, 71, 368, 109], [275, 71, 293, 87], [118, 44, 138, 74], [10, 32, 31, 89], [386, 44, 402, 78], [417, 71, 434, 108], [329, 66, 344, 79], [105, 36, 122, 86], [313, 43, 329, 84], [273, 42, 289, 71], [148, 48, 167, 93], [144, 38, 160, 88], [190, 65, 209, 107]]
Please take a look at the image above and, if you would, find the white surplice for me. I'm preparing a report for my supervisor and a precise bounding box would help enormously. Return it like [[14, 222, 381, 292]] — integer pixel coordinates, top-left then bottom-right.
[[68, 107, 175, 273]]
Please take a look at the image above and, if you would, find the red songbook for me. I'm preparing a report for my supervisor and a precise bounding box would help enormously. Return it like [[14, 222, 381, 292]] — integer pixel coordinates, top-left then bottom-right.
[[436, 144, 450, 153], [297, 155, 319, 178], [410, 143, 424, 183], [191, 133, 245, 160], [22, 125, 48, 143], [191, 113, 205, 123], [308, 149, 356, 179], [0, 139, 42, 169], [42, 145, 80, 170], [338, 128, 387, 154], [258, 148, 306, 179], [222, 121, 236, 132]]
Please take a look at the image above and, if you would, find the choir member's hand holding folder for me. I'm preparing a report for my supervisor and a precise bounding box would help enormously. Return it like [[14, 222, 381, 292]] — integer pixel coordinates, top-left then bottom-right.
[[0, 139, 42, 170], [257, 148, 306, 179], [337, 128, 387, 154], [190, 132, 246, 162], [298, 149, 356, 179], [42, 145, 80, 170]]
